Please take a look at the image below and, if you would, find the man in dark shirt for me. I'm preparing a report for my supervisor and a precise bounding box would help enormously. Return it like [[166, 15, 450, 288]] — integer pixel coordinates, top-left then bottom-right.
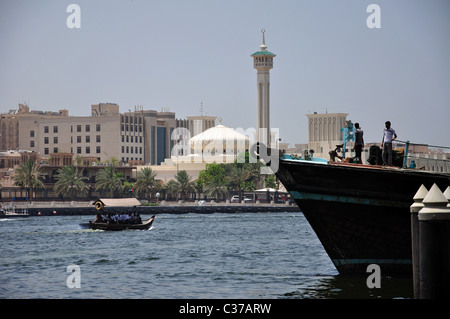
[[353, 123, 364, 164]]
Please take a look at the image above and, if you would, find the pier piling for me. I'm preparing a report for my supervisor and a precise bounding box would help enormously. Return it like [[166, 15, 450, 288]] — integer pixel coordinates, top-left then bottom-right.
[[410, 184, 428, 299], [417, 184, 450, 299]]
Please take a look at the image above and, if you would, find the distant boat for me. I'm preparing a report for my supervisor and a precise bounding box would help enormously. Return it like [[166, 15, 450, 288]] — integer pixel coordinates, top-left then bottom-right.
[[274, 151, 449, 276], [79, 198, 155, 231], [0, 206, 29, 218]]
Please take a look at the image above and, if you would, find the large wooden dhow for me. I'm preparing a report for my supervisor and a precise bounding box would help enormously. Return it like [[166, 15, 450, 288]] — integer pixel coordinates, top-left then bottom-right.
[[274, 151, 450, 276]]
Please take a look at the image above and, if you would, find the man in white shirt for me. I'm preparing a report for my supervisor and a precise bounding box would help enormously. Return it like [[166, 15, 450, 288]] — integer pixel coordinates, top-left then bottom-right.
[[381, 121, 397, 166]]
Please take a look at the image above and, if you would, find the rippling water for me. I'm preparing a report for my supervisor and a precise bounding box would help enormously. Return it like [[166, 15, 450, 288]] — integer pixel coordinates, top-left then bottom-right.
[[0, 212, 412, 299]]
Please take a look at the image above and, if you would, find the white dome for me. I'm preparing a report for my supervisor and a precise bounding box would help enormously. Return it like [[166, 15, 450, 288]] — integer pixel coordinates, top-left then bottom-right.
[[189, 124, 249, 149]]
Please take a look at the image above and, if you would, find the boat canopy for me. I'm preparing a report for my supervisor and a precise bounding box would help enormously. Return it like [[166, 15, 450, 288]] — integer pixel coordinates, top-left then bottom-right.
[[93, 198, 141, 208]]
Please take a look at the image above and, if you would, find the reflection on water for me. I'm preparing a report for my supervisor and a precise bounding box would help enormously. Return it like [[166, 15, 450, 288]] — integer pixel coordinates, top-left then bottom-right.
[[285, 275, 413, 299]]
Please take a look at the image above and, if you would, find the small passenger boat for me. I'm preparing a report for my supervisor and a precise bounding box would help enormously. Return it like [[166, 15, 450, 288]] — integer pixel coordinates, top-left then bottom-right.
[[83, 215, 155, 231], [79, 198, 155, 231]]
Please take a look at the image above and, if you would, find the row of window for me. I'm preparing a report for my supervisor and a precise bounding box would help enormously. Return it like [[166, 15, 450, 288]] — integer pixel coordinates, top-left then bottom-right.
[[122, 135, 143, 143], [36, 135, 145, 145], [33, 135, 103, 146], [71, 124, 101, 133], [121, 123, 143, 132], [44, 146, 102, 155], [30, 124, 102, 137], [122, 157, 143, 162], [122, 146, 143, 154]]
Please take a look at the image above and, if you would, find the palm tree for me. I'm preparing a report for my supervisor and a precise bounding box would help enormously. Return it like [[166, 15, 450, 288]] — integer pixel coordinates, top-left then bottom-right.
[[13, 160, 45, 201], [134, 167, 158, 200], [54, 165, 89, 200], [165, 180, 179, 200], [203, 179, 228, 202], [173, 170, 196, 201], [226, 165, 250, 201], [95, 166, 124, 197]]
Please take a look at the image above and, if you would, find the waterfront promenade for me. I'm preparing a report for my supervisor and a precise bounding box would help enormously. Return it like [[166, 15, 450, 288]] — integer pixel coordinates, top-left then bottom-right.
[[6, 200, 300, 216]]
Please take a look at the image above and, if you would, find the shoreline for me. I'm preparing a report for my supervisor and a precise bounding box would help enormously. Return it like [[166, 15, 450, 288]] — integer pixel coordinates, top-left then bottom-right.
[[3, 201, 300, 216]]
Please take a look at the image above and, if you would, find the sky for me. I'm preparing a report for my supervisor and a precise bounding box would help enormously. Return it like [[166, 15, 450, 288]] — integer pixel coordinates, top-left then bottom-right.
[[1, 0, 449, 148]]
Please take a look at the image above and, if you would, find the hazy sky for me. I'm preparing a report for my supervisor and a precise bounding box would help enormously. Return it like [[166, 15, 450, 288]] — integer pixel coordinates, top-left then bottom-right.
[[1, 0, 449, 147]]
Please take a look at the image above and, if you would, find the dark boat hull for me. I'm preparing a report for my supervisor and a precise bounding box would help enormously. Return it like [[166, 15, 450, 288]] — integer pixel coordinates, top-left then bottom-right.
[[275, 158, 450, 276], [80, 215, 155, 231]]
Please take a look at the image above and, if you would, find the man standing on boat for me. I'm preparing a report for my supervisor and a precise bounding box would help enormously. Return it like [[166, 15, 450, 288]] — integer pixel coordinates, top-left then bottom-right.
[[381, 121, 397, 166], [353, 123, 364, 164]]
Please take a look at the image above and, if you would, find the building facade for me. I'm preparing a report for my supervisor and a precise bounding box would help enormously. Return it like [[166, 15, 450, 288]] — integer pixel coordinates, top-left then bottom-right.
[[0, 103, 204, 166], [306, 112, 349, 159]]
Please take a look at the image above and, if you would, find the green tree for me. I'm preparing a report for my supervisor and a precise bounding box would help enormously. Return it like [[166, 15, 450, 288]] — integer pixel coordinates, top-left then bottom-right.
[[198, 163, 228, 201], [95, 166, 124, 198], [173, 170, 196, 201], [264, 175, 277, 189], [13, 160, 45, 201], [134, 167, 158, 200], [54, 165, 89, 200]]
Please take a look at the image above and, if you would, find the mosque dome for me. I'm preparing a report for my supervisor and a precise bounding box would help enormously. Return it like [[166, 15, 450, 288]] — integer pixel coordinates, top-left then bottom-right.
[[189, 123, 249, 153]]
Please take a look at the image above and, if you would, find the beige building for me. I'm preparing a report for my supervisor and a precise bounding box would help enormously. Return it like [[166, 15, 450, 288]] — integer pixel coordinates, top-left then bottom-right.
[[306, 112, 348, 159], [0, 103, 190, 166]]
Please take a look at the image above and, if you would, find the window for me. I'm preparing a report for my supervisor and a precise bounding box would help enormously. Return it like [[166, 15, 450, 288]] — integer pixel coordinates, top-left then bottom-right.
[[30, 130, 35, 137], [53, 148, 58, 153], [77, 136, 81, 143], [96, 124, 101, 132], [86, 125, 90, 132], [30, 141, 35, 147], [77, 147, 82, 154], [96, 146, 101, 153], [86, 146, 90, 154], [53, 137, 58, 144], [44, 148, 49, 155], [44, 126, 49, 133], [77, 125, 81, 132], [44, 137, 49, 144], [53, 126, 58, 133], [96, 135, 101, 143], [86, 136, 90, 143]]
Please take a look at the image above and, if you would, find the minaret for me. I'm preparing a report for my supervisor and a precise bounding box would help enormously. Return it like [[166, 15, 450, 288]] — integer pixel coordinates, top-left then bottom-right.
[[251, 29, 276, 147]]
